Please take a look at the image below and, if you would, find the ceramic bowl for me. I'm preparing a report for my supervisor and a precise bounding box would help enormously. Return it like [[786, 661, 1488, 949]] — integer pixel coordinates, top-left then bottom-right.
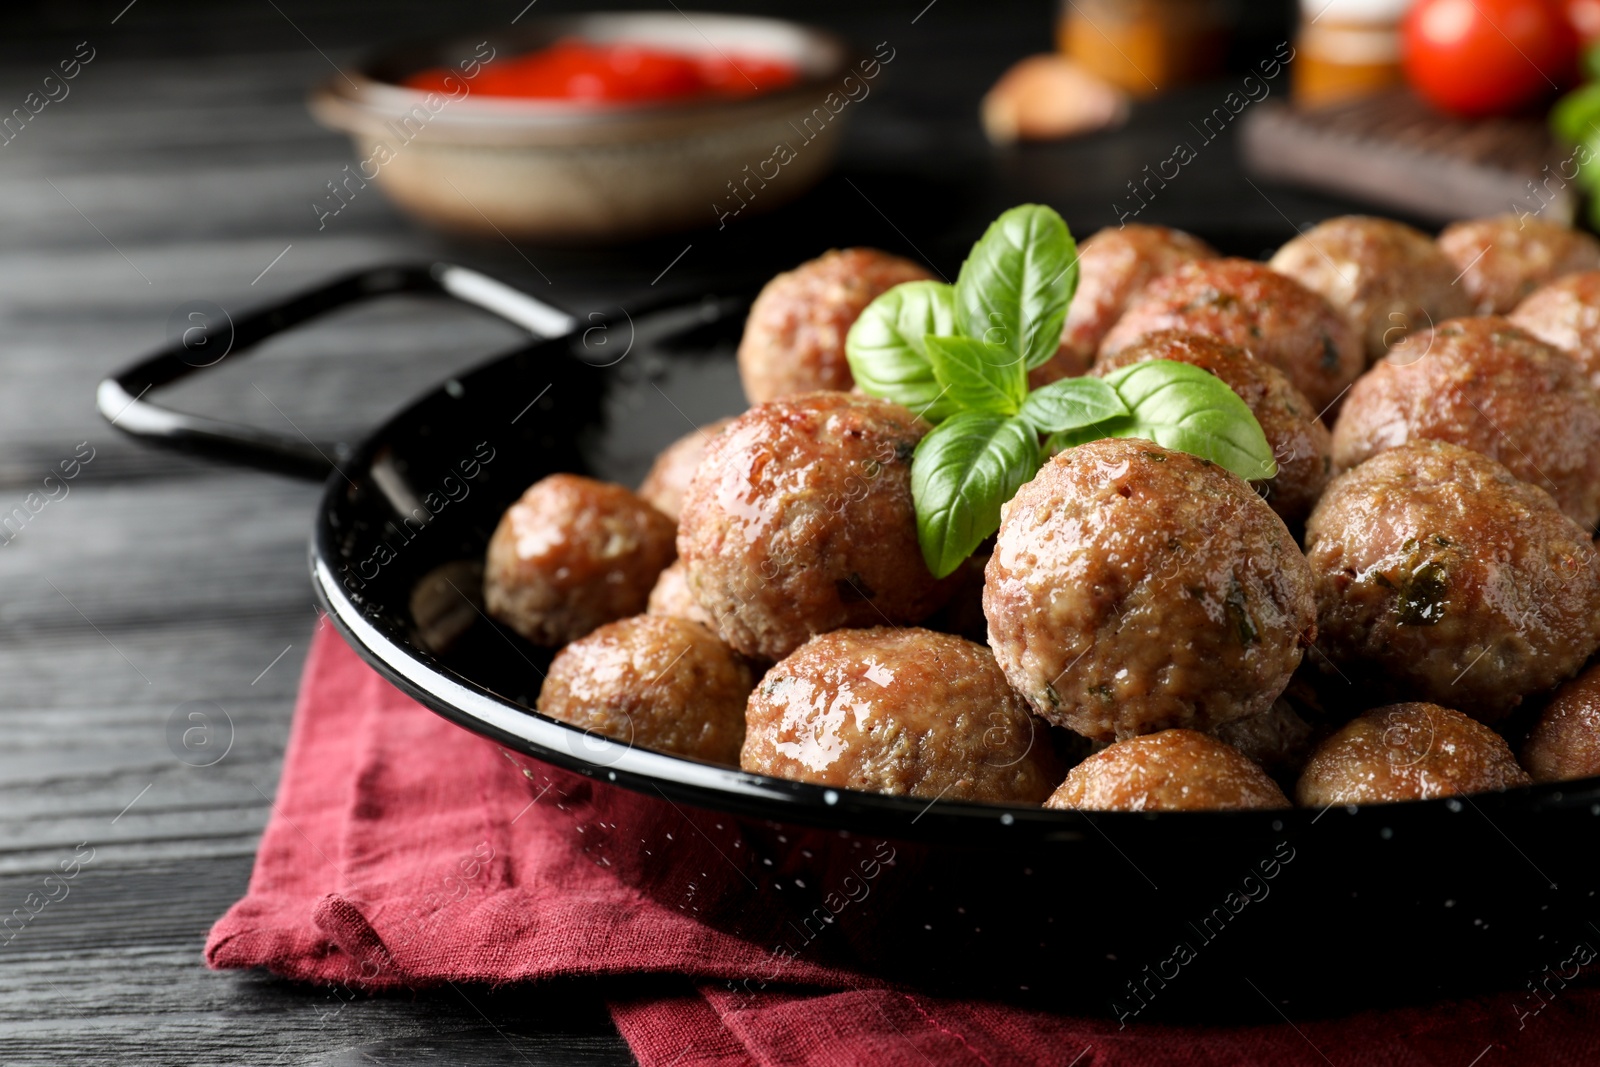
[[308, 12, 857, 241]]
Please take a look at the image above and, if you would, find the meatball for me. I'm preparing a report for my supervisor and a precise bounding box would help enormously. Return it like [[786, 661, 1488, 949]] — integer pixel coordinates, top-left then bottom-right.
[[538, 615, 754, 765], [1509, 270, 1600, 391], [1294, 702, 1530, 805], [638, 417, 735, 521], [678, 392, 952, 661], [1520, 664, 1600, 783], [1045, 729, 1289, 811], [1269, 215, 1472, 364], [1331, 316, 1600, 530], [985, 437, 1315, 741], [1099, 257, 1363, 414], [741, 627, 1061, 803], [1305, 441, 1600, 721], [646, 559, 712, 627], [1093, 331, 1333, 525], [1437, 214, 1600, 314], [484, 474, 677, 647], [1212, 698, 1316, 784], [1036, 224, 1217, 386], [737, 248, 934, 404]]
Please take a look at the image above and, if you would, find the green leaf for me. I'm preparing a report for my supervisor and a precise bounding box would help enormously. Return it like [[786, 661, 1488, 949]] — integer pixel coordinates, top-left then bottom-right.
[[1552, 82, 1600, 147], [924, 335, 1025, 416], [954, 204, 1079, 373], [1090, 360, 1277, 481], [911, 412, 1040, 578], [844, 281, 962, 422], [1018, 376, 1128, 433]]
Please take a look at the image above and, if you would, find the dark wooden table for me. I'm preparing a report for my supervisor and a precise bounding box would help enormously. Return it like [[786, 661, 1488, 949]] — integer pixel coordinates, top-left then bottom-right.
[[0, 2, 1362, 1062]]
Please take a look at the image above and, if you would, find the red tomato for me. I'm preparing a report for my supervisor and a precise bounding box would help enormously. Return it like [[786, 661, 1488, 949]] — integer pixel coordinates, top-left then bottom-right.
[[1403, 0, 1577, 117], [1566, 0, 1600, 42]]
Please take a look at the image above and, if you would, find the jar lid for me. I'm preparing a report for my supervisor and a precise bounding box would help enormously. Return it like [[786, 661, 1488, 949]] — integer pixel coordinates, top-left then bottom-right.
[[1299, 0, 1413, 22]]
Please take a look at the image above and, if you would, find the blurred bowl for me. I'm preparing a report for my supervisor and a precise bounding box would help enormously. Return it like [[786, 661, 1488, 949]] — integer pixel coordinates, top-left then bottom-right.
[[309, 12, 854, 242]]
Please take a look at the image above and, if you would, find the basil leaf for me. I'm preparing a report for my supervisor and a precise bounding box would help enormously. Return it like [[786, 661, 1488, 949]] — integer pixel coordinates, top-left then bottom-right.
[[1093, 360, 1278, 481], [911, 411, 1041, 578], [924, 335, 1025, 416], [955, 204, 1079, 373], [1018, 376, 1128, 433], [1552, 82, 1600, 147], [844, 281, 961, 422]]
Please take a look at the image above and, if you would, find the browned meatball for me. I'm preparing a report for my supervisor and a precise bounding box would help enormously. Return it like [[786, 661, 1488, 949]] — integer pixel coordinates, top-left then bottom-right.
[[741, 627, 1061, 803], [638, 417, 735, 521], [678, 392, 952, 661], [1099, 258, 1363, 414], [538, 615, 754, 765], [1509, 270, 1600, 391], [1269, 216, 1472, 364], [646, 559, 712, 627], [1212, 698, 1316, 783], [985, 437, 1315, 741], [1295, 702, 1530, 805], [1093, 331, 1333, 525], [1521, 663, 1600, 782], [1331, 316, 1600, 530], [484, 474, 677, 646], [1045, 729, 1289, 811], [1305, 442, 1600, 721], [1035, 224, 1217, 386], [1437, 215, 1600, 314], [737, 249, 933, 404]]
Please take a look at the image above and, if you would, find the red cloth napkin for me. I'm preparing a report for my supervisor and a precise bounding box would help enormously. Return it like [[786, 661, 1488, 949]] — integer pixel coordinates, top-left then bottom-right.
[[208, 624, 1600, 1066]]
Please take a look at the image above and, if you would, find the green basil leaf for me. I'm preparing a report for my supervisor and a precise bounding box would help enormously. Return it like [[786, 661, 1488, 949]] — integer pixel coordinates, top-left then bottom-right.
[[1018, 376, 1128, 433], [1553, 82, 1600, 146], [911, 411, 1040, 578], [924, 334, 1025, 416], [954, 204, 1079, 373], [844, 281, 962, 422], [1096, 360, 1278, 481]]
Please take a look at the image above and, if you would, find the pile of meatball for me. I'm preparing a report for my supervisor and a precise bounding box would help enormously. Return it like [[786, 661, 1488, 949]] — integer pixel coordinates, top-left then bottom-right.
[[483, 216, 1600, 813]]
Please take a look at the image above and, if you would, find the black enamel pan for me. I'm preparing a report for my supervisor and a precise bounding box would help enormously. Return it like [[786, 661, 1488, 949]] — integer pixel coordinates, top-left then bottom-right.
[[100, 264, 1600, 1020]]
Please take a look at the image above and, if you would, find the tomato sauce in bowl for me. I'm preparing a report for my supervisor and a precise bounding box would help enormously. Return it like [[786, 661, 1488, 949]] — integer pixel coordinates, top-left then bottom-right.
[[404, 38, 799, 104]]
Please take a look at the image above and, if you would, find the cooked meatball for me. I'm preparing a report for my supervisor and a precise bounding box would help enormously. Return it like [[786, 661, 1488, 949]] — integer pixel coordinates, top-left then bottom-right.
[[1269, 216, 1472, 364], [646, 559, 712, 627], [1437, 215, 1600, 314], [1212, 698, 1316, 783], [1509, 270, 1600, 391], [1093, 331, 1333, 525], [538, 615, 754, 765], [1305, 441, 1600, 721], [737, 248, 933, 404], [638, 417, 735, 521], [1295, 702, 1530, 805], [1331, 316, 1600, 530], [985, 437, 1315, 741], [1099, 257, 1363, 414], [484, 474, 677, 646], [1520, 663, 1600, 782], [1045, 729, 1289, 811], [741, 627, 1061, 803], [1036, 224, 1217, 386], [678, 392, 952, 661]]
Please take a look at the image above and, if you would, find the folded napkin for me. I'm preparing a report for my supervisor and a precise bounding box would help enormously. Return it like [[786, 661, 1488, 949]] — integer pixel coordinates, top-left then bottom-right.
[[208, 624, 1600, 1066]]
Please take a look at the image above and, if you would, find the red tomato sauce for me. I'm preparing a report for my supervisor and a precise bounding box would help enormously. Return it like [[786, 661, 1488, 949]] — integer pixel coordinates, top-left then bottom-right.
[[405, 39, 799, 103]]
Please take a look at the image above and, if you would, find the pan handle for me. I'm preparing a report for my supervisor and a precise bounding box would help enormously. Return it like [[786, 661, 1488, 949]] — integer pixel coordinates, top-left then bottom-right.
[[97, 263, 577, 481]]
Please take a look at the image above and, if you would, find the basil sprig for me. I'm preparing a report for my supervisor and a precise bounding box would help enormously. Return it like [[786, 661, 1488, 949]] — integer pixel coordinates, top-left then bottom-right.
[[845, 204, 1278, 579]]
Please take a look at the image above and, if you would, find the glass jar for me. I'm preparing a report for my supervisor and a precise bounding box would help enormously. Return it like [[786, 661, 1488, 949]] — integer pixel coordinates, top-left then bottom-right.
[[1292, 0, 1412, 107], [1058, 0, 1230, 98]]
